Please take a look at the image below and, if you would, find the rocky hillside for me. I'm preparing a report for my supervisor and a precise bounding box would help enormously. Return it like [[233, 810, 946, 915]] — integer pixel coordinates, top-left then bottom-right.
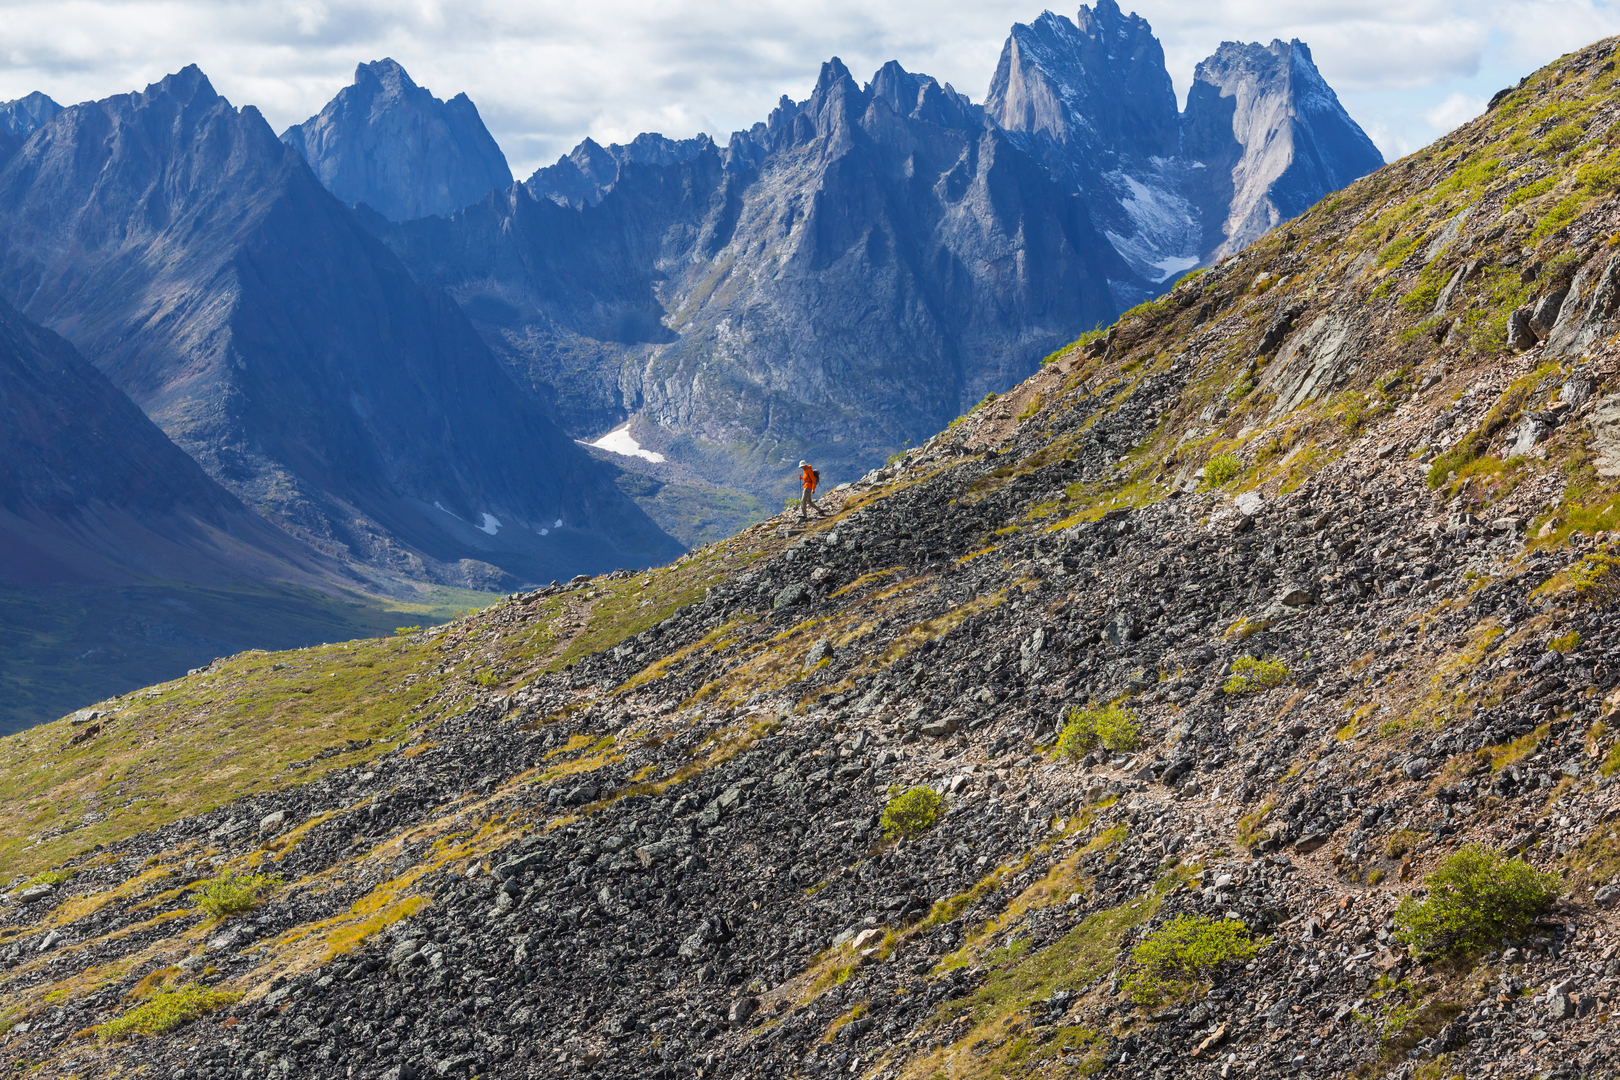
[[4, 34, 1620, 1080], [0, 66, 680, 590], [282, 60, 514, 223]]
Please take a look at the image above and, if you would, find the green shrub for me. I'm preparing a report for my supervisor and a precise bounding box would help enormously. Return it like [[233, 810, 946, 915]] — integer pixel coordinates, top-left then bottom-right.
[[1393, 845, 1563, 959], [26, 869, 72, 888], [1532, 192, 1590, 241], [1504, 175, 1558, 209], [1222, 656, 1290, 695], [392, 625, 421, 636], [1121, 915, 1258, 1005], [1577, 155, 1620, 195], [1055, 703, 1141, 758], [1204, 453, 1243, 487], [881, 786, 945, 839], [193, 870, 280, 919], [1375, 235, 1417, 268], [1537, 123, 1585, 155], [97, 984, 243, 1042]]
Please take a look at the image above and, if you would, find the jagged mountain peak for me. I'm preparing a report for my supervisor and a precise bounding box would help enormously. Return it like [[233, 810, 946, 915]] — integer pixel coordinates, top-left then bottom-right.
[[141, 63, 219, 105], [0, 90, 62, 138], [1183, 35, 1383, 261], [866, 60, 981, 128], [281, 58, 513, 221], [354, 56, 415, 92], [526, 131, 717, 207]]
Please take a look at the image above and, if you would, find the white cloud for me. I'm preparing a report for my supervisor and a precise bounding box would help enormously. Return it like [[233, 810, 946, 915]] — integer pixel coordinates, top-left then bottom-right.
[[1423, 91, 1488, 133], [0, 1, 1616, 177]]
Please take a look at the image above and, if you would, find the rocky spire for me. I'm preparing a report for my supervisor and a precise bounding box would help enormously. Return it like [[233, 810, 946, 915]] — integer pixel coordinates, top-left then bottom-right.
[[1182, 39, 1385, 261], [281, 58, 513, 221]]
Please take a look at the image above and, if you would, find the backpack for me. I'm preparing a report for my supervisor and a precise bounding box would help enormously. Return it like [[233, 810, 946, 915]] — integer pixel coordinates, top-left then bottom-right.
[[810, 467, 820, 487]]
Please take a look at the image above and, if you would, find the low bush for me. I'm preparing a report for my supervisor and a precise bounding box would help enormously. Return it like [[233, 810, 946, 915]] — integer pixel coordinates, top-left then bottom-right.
[[1055, 703, 1141, 758], [97, 984, 242, 1042], [1122, 915, 1258, 1005], [882, 786, 945, 840], [1204, 453, 1243, 487], [1222, 656, 1290, 695], [27, 869, 72, 888], [194, 870, 281, 920], [1393, 845, 1563, 959]]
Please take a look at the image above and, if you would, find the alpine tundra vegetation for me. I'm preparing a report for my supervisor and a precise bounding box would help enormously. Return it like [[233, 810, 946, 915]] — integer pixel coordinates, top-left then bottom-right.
[[5, 33, 1620, 1080]]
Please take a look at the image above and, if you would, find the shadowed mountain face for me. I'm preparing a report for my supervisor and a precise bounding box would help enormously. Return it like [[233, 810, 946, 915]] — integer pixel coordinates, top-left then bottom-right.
[[0, 91, 61, 139], [0, 294, 330, 587], [370, 58, 1126, 497], [0, 67, 680, 588], [985, 3, 1383, 289], [1183, 39, 1386, 262], [281, 59, 513, 222]]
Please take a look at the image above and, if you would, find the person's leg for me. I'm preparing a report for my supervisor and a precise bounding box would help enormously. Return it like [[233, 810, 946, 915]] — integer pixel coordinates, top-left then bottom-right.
[[800, 488, 809, 519]]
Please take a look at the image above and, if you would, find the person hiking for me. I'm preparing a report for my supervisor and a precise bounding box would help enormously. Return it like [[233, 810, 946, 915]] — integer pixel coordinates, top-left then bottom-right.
[[798, 459, 823, 520]]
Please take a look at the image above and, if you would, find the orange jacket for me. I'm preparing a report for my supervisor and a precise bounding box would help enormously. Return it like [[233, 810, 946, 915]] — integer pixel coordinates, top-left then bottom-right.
[[801, 464, 817, 492]]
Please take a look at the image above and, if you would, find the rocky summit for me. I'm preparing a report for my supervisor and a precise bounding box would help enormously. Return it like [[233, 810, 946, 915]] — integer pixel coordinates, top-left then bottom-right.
[[987, 4, 1384, 290], [5, 33, 1620, 1080], [282, 60, 515, 223]]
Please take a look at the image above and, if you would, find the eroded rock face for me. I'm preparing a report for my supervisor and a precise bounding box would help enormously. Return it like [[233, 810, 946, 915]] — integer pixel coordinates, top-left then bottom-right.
[[282, 59, 513, 222], [1183, 40, 1385, 263], [1592, 394, 1620, 477]]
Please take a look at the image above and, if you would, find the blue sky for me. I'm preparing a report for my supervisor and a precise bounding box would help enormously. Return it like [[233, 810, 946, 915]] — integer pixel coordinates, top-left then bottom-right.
[[0, 1, 1615, 176]]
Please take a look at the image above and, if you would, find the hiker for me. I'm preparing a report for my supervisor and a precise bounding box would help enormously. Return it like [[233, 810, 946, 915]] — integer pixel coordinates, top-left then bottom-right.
[[798, 459, 823, 520]]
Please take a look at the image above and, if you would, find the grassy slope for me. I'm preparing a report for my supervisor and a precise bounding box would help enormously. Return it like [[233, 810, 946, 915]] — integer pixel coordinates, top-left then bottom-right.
[[0, 581, 498, 737], [0, 540, 751, 883]]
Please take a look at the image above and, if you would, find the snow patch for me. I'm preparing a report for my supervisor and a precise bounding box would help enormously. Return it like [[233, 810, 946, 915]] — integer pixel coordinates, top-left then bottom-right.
[[588, 425, 666, 463], [1103, 169, 1201, 283], [477, 514, 502, 536], [433, 501, 463, 521]]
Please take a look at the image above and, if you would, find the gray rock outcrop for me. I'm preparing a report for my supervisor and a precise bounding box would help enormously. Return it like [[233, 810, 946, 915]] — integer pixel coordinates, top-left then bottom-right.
[[282, 59, 513, 221]]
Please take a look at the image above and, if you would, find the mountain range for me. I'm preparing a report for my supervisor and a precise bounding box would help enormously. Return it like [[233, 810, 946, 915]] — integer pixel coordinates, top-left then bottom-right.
[[291, 1, 1383, 496], [0, 66, 680, 592]]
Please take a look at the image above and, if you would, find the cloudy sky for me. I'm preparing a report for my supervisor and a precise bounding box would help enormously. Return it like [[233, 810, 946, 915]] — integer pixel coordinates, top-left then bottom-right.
[[1, 0, 1617, 177]]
